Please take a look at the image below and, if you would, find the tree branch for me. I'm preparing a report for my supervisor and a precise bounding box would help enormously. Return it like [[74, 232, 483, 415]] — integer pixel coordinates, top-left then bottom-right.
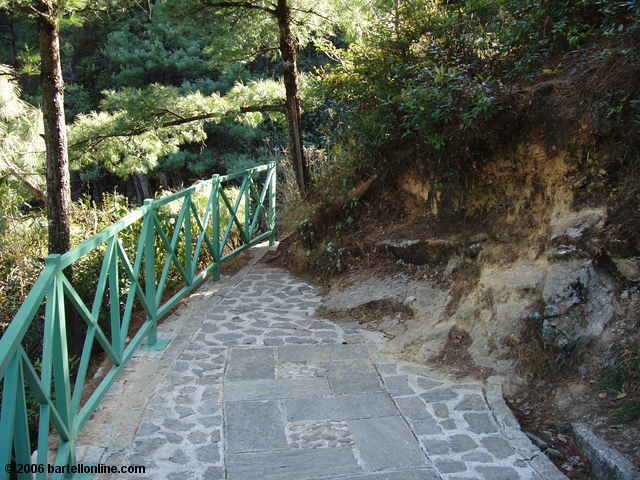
[[1, 158, 47, 200], [238, 104, 284, 113], [228, 46, 279, 63], [202, 0, 276, 14], [70, 103, 286, 150], [289, 6, 335, 23]]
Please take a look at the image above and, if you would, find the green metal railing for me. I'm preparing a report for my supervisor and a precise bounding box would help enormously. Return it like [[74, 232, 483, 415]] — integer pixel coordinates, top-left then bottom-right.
[[0, 163, 276, 479]]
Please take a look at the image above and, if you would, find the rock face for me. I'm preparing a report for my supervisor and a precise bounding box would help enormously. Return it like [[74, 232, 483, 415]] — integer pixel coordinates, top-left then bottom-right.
[[320, 208, 625, 386], [320, 275, 451, 360], [541, 260, 615, 348]]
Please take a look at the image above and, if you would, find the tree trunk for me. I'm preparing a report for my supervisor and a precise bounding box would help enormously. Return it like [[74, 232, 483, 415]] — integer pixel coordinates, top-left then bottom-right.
[[275, 0, 309, 196], [9, 16, 18, 67], [37, 10, 71, 256], [131, 172, 151, 204], [37, 6, 84, 356]]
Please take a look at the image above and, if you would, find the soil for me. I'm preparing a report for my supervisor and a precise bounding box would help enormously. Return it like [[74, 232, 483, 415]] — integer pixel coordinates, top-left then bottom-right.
[[429, 326, 495, 381]]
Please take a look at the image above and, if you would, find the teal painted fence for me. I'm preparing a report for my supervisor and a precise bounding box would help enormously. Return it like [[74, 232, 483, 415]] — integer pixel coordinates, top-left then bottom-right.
[[0, 163, 277, 479]]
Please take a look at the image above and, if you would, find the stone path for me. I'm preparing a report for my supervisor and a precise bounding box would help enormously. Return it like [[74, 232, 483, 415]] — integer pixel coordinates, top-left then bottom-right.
[[77, 250, 567, 480]]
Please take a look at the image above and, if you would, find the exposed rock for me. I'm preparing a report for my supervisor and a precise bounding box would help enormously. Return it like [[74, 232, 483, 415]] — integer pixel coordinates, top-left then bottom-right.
[[444, 256, 463, 276], [611, 257, 640, 282], [550, 209, 605, 243], [526, 432, 549, 450], [321, 275, 411, 312], [479, 265, 546, 292], [573, 423, 640, 480], [547, 244, 589, 262], [542, 260, 615, 348], [377, 238, 458, 265], [320, 210, 620, 391], [386, 286, 451, 358]]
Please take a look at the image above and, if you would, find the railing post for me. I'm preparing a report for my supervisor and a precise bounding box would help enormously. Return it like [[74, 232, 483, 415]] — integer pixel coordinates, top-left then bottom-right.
[[109, 236, 122, 360], [269, 163, 277, 247], [143, 199, 159, 347], [211, 175, 221, 281], [47, 255, 73, 430], [44, 253, 77, 467], [184, 195, 193, 285], [244, 172, 252, 243]]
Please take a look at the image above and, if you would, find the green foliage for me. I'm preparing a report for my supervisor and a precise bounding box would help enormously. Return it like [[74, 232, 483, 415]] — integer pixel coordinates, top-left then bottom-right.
[[161, 0, 368, 66], [314, 0, 640, 180], [0, 200, 47, 331], [493, 0, 640, 77], [0, 65, 46, 195], [103, 8, 212, 89], [618, 400, 640, 422], [600, 343, 640, 422], [69, 77, 290, 178]]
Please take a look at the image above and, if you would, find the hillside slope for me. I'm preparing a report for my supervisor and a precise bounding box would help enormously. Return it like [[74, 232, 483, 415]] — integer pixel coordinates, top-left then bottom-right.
[[278, 48, 640, 478]]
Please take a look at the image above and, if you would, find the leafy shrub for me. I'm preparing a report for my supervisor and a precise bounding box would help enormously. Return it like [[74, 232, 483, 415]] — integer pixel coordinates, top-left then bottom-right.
[[314, 0, 640, 181]]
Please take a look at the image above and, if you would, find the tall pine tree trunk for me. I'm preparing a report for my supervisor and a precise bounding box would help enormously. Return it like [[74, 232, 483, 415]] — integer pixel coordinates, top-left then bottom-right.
[[37, 8, 71, 255], [276, 0, 310, 196], [36, 3, 83, 355]]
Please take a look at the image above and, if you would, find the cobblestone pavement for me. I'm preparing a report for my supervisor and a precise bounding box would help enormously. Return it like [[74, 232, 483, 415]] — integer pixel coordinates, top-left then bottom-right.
[[78, 260, 567, 480]]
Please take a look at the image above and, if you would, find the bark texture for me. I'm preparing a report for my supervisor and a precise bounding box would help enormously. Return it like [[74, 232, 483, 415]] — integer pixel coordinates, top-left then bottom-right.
[[276, 0, 310, 195], [37, 7, 72, 255]]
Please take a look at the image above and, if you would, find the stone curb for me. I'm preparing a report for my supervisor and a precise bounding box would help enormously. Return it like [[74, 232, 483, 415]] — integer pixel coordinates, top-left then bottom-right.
[[485, 379, 568, 480], [573, 423, 640, 480]]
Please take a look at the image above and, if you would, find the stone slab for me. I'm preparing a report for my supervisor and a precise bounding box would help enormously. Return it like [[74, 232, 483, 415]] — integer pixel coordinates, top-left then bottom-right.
[[340, 470, 441, 480], [286, 392, 398, 422], [226, 347, 275, 380], [226, 447, 362, 480], [224, 378, 330, 401], [348, 416, 427, 471], [395, 396, 431, 419], [328, 372, 383, 394], [225, 400, 287, 453], [278, 344, 370, 363], [381, 375, 415, 396]]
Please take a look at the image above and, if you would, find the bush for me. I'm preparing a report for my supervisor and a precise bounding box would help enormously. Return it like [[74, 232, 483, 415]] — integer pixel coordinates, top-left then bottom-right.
[[314, 0, 640, 181]]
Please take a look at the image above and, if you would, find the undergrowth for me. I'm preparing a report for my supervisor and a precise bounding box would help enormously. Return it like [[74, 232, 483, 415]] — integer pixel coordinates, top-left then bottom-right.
[[599, 343, 640, 422], [313, 0, 640, 189]]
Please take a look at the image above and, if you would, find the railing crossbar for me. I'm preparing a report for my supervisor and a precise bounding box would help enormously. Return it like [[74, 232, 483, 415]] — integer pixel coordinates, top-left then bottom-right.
[[20, 350, 71, 442], [153, 209, 190, 303], [119, 222, 148, 346], [189, 198, 215, 274], [61, 276, 120, 367], [219, 175, 250, 250]]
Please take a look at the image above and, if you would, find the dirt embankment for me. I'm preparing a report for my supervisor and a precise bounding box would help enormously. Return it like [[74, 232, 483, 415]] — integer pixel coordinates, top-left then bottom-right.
[[277, 53, 640, 478]]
